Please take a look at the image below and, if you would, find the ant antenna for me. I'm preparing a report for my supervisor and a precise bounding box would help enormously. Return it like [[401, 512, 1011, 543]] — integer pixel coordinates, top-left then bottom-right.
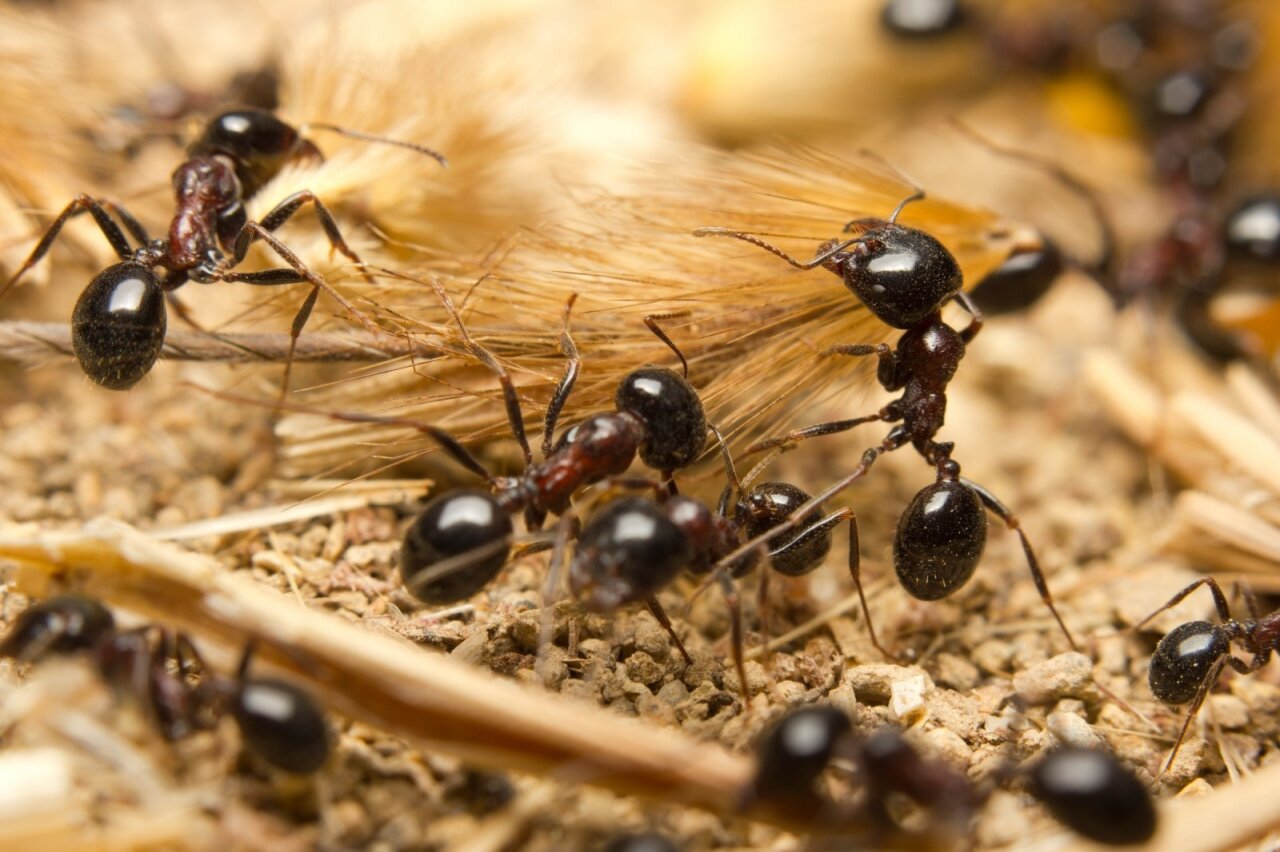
[[949, 119, 1116, 279], [301, 123, 449, 167], [887, 189, 926, 224], [542, 294, 581, 458], [643, 312, 692, 378]]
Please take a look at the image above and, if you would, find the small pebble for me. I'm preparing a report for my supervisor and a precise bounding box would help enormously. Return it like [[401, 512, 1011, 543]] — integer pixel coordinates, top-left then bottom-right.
[[1208, 694, 1250, 729], [1046, 710, 1103, 749], [932, 652, 980, 691], [1013, 652, 1093, 705], [845, 664, 934, 703]]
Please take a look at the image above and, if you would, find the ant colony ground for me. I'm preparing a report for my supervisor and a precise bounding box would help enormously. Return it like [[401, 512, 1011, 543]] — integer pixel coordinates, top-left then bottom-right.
[[1, 1, 1279, 850]]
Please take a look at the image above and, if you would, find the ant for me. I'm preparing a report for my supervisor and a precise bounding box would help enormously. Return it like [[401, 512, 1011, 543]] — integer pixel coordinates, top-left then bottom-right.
[[0, 594, 330, 774], [0, 107, 446, 390], [562, 436, 857, 687], [1133, 575, 1279, 772], [695, 193, 1078, 652], [208, 275, 710, 610], [745, 705, 1157, 846]]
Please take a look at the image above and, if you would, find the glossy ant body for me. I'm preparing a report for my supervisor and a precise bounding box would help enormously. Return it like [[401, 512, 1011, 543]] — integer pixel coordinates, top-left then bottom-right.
[[746, 705, 1157, 846], [1, 108, 446, 390], [695, 195, 1078, 652], [1135, 576, 1280, 771], [0, 595, 330, 774]]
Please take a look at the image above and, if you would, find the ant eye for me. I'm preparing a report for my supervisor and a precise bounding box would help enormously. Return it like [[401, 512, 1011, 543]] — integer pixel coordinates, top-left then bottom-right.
[[614, 368, 707, 473], [401, 490, 513, 604], [842, 225, 963, 329], [1029, 748, 1157, 845], [1148, 620, 1228, 705], [894, 480, 986, 600], [72, 263, 166, 390]]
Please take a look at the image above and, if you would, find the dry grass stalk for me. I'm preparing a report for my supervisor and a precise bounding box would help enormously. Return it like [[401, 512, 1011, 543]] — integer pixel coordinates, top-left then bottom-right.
[[1085, 347, 1280, 578], [0, 520, 852, 835]]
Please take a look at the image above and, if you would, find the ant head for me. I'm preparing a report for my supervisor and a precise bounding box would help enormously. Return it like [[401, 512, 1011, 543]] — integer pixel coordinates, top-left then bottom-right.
[[894, 479, 985, 601], [1028, 748, 1158, 846], [189, 109, 317, 198], [736, 482, 831, 577], [401, 489, 513, 605], [1147, 620, 1228, 705], [232, 675, 331, 774], [1224, 193, 1280, 263], [569, 498, 691, 612], [837, 224, 963, 329], [0, 595, 115, 662], [880, 0, 967, 40], [72, 262, 166, 390], [615, 368, 707, 473], [749, 705, 851, 804]]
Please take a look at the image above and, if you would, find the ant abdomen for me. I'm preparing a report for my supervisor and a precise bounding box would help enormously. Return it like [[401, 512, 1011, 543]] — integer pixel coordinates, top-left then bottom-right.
[[615, 368, 707, 473], [736, 482, 831, 576], [232, 677, 331, 774], [893, 479, 986, 601], [188, 108, 320, 197], [0, 594, 116, 661], [401, 489, 514, 605], [837, 224, 963, 329], [1224, 193, 1280, 263], [1029, 748, 1158, 846], [72, 263, 167, 390], [569, 498, 692, 612], [1148, 620, 1228, 705], [748, 705, 851, 804], [970, 238, 1065, 315]]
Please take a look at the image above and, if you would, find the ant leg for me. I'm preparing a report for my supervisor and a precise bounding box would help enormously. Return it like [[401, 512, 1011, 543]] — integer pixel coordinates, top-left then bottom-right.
[[1234, 580, 1262, 620], [953, 290, 984, 344], [225, 224, 384, 396], [644, 596, 693, 666], [842, 513, 894, 661], [239, 190, 377, 285], [746, 414, 883, 455], [962, 478, 1079, 651], [643, 312, 692, 378], [542, 295, 580, 458], [708, 571, 749, 699], [196, 384, 498, 484], [1131, 577, 1233, 633], [825, 342, 905, 391], [1162, 657, 1227, 774], [692, 229, 859, 270], [100, 200, 152, 246], [1, 195, 136, 300]]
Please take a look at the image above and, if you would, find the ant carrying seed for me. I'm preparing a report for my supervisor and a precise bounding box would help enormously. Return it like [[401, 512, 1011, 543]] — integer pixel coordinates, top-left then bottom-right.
[[0, 107, 446, 390], [745, 705, 1157, 846], [695, 191, 1078, 653], [0, 594, 330, 773], [1134, 575, 1279, 772]]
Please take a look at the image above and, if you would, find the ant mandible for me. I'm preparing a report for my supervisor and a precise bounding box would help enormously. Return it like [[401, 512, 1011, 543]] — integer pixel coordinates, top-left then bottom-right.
[[0, 594, 331, 774], [695, 192, 1079, 651], [0, 108, 446, 391], [1134, 575, 1280, 772]]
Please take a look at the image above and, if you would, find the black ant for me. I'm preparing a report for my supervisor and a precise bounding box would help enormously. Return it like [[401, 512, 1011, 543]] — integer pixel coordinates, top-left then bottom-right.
[[0, 594, 330, 774], [206, 278, 709, 608], [695, 193, 1078, 652], [0, 107, 446, 390], [563, 437, 856, 686], [1134, 576, 1280, 772], [745, 705, 1157, 846]]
